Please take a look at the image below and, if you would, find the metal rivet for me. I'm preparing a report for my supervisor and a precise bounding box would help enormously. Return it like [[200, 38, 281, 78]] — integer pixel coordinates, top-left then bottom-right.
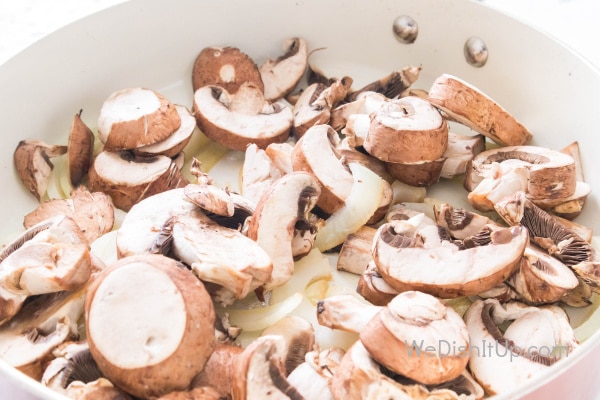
[[464, 37, 488, 67], [393, 15, 418, 44]]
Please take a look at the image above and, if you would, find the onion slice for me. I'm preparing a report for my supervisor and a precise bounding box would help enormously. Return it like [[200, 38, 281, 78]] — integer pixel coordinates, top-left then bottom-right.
[[314, 163, 385, 251]]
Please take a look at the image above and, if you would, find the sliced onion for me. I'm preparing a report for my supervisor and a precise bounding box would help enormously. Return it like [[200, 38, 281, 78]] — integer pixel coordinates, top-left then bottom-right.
[[226, 292, 303, 332], [208, 150, 245, 193], [90, 230, 118, 266], [270, 248, 332, 305], [314, 162, 385, 252]]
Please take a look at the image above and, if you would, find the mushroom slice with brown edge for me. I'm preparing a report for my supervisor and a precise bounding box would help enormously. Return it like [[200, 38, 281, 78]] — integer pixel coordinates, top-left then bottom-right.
[[155, 386, 222, 400], [97, 87, 181, 151], [184, 182, 235, 217], [85, 254, 216, 399], [356, 261, 399, 306], [116, 188, 196, 258], [360, 291, 470, 385], [171, 208, 273, 304], [317, 294, 382, 333], [24, 186, 115, 243], [241, 143, 283, 205], [464, 298, 578, 395], [363, 96, 448, 165], [345, 65, 422, 102], [427, 73, 533, 146], [260, 37, 308, 102], [439, 132, 486, 179], [231, 334, 304, 400], [193, 83, 293, 151], [464, 145, 577, 212], [0, 287, 86, 380], [508, 244, 579, 305], [191, 343, 243, 399], [260, 315, 316, 376], [246, 171, 321, 291], [192, 46, 264, 94], [433, 203, 495, 240], [265, 141, 294, 174], [291, 124, 352, 215], [494, 191, 600, 290], [292, 78, 352, 139], [13, 139, 68, 201], [287, 347, 345, 400], [331, 341, 484, 400], [67, 110, 95, 187], [134, 104, 197, 158], [336, 225, 376, 275], [372, 217, 529, 298], [0, 240, 91, 299], [385, 157, 447, 187], [87, 150, 187, 212]]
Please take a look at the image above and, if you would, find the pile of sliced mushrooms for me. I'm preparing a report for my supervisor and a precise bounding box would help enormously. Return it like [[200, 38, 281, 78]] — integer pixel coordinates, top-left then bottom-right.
[[3, 36, 600, 399]]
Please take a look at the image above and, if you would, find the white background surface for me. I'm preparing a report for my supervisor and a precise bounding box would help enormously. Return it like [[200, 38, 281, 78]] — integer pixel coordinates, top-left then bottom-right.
[[0, 0, 599, 399]]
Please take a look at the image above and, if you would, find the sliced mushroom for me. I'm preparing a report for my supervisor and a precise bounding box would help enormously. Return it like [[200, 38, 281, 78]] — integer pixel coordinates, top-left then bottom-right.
[[363, 96, 448, 164], [116, 188, 196, 258], [97, 87, 181, 151], [246, 171, 321, 291], [336, 226, 376, 275], [13, 139, 68, 201], [260, 37, 308, 101], [345, 65, 422, 102], [241, 143, 283, 204], [360, 291, 470, 385], [337, 91, 389, 146], [66, 378, 135, 400], [427, 73, 533, 146], [464, 298, 578, 395], [287, 347, 345, 400], [192, 46, 264, 94], [134, 104, 197, 158], [439, 132, 486, 179], [508, 244, 579, 305], [191, 343, 243, 399], [1, 215, 89, 326], [87, 150, 187, 211], [291, 124, 352, 215], [356, 261, 399, 306], [67, 110, 95, 187], [0, 288, 86, 380], [193, 83, 293, 151], [231, 335, 303, 400], [85, 254, 216, 399], [184, 183, 235, 217], [385, 157, 446, 187], [317, 294, 382, 334], [372, 215, 529, 298], [534, 181, 591, 220], [331, 341, 484, 400], [171, 208, 273, 303], [261, 315, 316, 376], [265, 141, 294, 174], [464, 145, 577, 212], [433, 203, 494, 240], [24, 186, 115, 243], [494, 191, 600, 290], [292, 78, 352, 138]]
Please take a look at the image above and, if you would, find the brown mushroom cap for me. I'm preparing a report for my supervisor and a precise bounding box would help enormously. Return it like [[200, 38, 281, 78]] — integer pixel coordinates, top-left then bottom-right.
[[363, 96, 448, 164], [427, 73, 533, 146], [87, 150, 187, 211], [192, 46, 264, 94], [260, 37, 308, 102], [193, 84, 292, 152], [85, 254, 216, 399], [97, 87, 181, 151], [67, 111, 95, 187], [13, 139, 68, 201], [372, 217, 529, 298], [291, 124, 353, 215]]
